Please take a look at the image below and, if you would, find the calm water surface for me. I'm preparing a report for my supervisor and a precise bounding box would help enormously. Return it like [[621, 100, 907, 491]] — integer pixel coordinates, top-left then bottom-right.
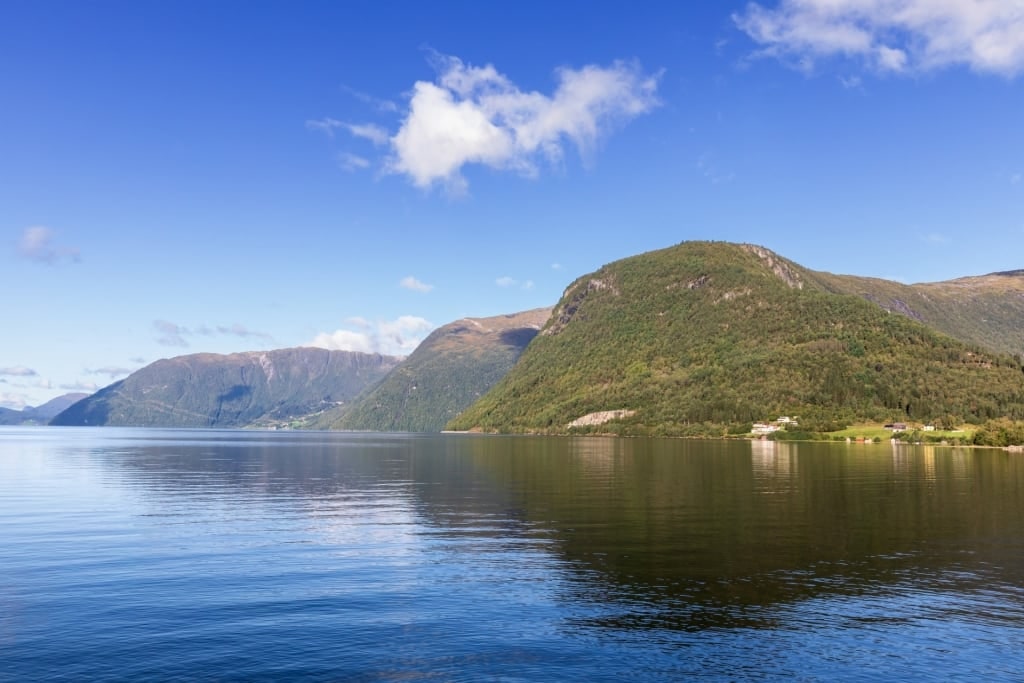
[[1, 428, 1022, 680]]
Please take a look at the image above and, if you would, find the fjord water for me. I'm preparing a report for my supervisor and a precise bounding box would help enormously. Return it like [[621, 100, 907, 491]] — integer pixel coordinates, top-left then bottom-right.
[[2, 429, 1023, 681]]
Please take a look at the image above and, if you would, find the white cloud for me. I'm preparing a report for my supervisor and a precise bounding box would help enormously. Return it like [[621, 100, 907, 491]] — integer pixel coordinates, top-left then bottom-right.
[[17, 226, 80, 264], [0, 366, 38, 377], [522, 280, 535, 290], [306, 118, 389, 145], [340, 152, 371, 171], [1012, 172, 1022, 185], [551, 263, 563, 270], [734, 0, 1024, 77], [310, 316, 434, 357], [387, 54, 661, 192], [345, 122, 390, 146], [399, 275, 434, 292]]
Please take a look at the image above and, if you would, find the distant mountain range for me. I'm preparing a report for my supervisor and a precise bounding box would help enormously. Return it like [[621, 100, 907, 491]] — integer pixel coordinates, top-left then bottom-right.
[[0, 393, 90, 425], [46, 241, 1024, 434], [51, 348, 399, 428], [450, 242, 1024, 435], [317, 308, 551, 432]]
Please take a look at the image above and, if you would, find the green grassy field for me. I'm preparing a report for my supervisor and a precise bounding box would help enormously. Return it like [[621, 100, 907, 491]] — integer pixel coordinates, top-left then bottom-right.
[[826, 424, 974, 441]]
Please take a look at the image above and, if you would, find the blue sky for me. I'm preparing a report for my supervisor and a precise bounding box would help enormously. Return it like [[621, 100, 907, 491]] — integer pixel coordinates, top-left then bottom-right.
[[3, 0, 1023, 408]]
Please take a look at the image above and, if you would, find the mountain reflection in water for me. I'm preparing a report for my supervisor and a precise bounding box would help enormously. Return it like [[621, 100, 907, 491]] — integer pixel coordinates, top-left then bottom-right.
[[2, 428, 1022, 680]]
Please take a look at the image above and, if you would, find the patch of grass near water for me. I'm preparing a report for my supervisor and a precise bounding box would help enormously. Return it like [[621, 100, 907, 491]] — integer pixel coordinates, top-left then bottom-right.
[[827, 424, 974, 441]]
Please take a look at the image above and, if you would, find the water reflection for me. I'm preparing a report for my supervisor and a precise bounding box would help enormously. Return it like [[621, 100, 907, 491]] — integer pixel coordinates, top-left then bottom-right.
[[11, 428, 1024, 638]]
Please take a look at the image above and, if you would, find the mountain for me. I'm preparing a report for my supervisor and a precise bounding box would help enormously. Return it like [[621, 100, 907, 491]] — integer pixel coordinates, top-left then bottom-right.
[[0, 393, 90, 425], [448, 242, 1024, 436], [319, 308, 552, 432], [808, 269, 1024, 357], [50, 348, 400, 428]]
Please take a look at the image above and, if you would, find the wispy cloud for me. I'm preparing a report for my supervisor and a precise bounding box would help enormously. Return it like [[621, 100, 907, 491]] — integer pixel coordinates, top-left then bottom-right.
[[306, 118, 389, 145], [697, 153, 736, 184], [17, 226, 81, 264], [0, 366, 38, 377], [921, 232, 951, 245], [59, 381, 99, 392], [734, 0, 1024, 77], [341, 84, 399, 113], [0, 392, 28, 410], [399, 276, 434, 293], [216, 324, 273, 340], [310, 316, 434, 356], [495, 276, 535, 290], [838, 74, 863, 90], [345, 123, 389, 146], [551, 263, 563, 270], [153, 320, 271, 347], [154, 320, 190, 347], [1012, 172, 1022, 185], [85, 367, 134, 379], [340, 152, 370, 171]]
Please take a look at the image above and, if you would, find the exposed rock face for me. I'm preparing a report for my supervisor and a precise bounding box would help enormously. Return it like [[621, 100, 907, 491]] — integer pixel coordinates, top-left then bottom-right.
[[543, 276, 619, 337], [742, 244, 804, 289], [568, 410, 636, 428]]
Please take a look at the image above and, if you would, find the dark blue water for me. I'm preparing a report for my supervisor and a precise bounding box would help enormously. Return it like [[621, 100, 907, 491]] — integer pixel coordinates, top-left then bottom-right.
[[2, 428, 1023, 680]]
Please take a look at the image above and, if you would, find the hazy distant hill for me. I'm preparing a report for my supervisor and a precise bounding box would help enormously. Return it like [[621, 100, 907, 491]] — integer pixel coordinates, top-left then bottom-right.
[[50, 348, 400, 428], [449, 242, 1024, 436], [320, 308, 551, 432], [0, 393, 90, 425]]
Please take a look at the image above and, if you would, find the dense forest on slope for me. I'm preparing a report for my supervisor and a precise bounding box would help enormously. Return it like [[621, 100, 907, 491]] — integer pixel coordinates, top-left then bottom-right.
[[808, 269, 1024, 357], [320, 308, 550, 432], [51, 348, 399, 428], [448, 242, 1024, 436]]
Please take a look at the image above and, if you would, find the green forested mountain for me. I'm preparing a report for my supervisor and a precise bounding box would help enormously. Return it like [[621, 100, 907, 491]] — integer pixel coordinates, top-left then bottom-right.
[[319, 308, 551, 432], [448, 242, 1024, 436], [808, 269, 1024, 357], [50, 348, 400, 428]]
